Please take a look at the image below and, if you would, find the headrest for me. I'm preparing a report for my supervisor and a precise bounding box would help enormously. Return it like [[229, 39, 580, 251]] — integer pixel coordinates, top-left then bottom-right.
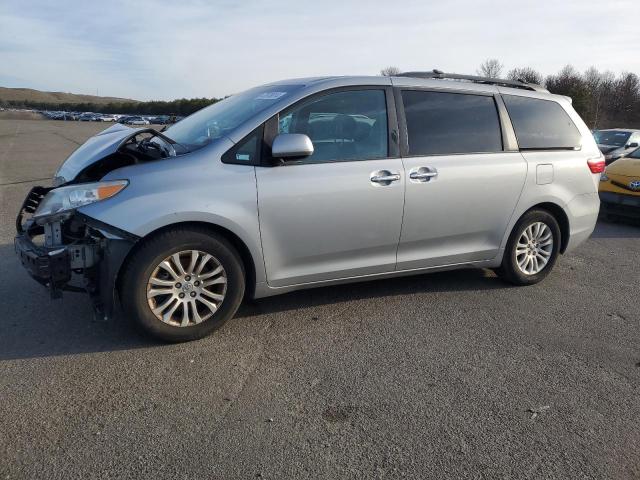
[[332, 114, 357, 140]]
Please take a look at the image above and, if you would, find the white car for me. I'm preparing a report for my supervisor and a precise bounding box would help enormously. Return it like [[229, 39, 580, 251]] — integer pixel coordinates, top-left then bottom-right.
[[98, 115, 118, 122], [126, 116, 150, 125]]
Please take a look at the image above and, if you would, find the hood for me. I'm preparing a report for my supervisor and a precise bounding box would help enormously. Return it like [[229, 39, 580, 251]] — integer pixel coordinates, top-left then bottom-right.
[[606, 156, 640, 177], [54, 124, 147, 185]]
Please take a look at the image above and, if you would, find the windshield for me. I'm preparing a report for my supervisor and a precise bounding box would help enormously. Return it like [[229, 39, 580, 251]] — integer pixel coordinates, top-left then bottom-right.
[[164, 84, 302, 151], [593, 130, 631, 147]]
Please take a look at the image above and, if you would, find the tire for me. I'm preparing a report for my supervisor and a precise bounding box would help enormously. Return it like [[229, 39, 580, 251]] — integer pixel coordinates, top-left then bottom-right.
[[120, 227, 245, 342], [496, 209, 561, 286]]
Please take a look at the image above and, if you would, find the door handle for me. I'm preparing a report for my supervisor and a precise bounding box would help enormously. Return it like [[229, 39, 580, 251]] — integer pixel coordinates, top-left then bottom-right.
[[371, 173, 401, 183], [370, 170, 401, 185], [409, 167, 438, 182]]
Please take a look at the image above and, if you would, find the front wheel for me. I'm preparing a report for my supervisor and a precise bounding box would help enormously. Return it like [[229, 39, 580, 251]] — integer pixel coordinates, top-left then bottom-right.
[[120, 227, 245, 342], [496, 209, 561, 286]]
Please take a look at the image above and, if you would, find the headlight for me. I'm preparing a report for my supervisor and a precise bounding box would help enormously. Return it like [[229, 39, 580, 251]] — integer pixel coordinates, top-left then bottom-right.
[[600, 172, 609, 182], [34, 180, 128, 218]]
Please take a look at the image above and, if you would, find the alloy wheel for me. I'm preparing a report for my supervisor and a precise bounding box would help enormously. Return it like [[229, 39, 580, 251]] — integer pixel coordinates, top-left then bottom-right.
[[515, 221, 554, 275], [146, 250, 227, 327]]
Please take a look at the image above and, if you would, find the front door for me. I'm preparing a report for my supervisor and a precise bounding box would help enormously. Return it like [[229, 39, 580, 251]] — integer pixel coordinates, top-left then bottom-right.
[[256, 88, 404, 287]]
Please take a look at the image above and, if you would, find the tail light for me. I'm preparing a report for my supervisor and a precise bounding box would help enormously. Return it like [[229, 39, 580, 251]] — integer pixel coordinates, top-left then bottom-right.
[[587, 155, 605, 174]]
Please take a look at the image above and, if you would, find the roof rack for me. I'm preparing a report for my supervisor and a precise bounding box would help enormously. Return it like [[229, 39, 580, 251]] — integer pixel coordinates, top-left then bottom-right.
[[396, 69, 548, 93]]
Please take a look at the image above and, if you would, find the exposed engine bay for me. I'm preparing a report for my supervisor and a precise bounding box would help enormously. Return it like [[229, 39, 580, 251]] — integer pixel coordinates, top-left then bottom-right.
[[63, 127, 180, 184]]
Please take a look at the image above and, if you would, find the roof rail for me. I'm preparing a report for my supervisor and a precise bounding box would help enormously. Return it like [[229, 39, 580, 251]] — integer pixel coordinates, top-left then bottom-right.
[[396, 69, 548, 93]]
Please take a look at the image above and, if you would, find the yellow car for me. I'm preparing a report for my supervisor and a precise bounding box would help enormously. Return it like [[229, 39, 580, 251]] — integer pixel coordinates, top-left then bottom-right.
[[599, 147, 640, 218]]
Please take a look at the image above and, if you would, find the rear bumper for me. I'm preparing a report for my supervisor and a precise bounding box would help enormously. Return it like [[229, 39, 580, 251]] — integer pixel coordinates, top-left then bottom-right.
[[599, 191, 640, 218], [564, 192, 600, 253]]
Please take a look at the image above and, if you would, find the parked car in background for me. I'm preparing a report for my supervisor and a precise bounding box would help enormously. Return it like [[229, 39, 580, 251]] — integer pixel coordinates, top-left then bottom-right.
[[78, 113, 97, 121], [15, 72, 602, 342], [97, 114, 118, 122], [127, 117, 151, 125], [149, 115, 170, 124], [124, 116, 150, 125], [43, 111, 67, 120], [165, 114, 184, 124], [593, 129, 640, 164], [599, 146, 640, 219]]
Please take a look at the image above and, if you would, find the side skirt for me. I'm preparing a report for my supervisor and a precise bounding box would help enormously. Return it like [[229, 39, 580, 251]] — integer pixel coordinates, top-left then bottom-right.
[[253, 258, 500, 299]]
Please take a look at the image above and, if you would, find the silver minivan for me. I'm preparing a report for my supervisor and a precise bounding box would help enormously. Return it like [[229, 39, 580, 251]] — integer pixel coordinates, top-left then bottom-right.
[[15, 71, 603, 341]]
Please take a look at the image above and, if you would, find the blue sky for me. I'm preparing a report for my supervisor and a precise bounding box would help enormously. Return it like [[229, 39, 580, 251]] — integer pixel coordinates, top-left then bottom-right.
[[1, 0, 639, 101]]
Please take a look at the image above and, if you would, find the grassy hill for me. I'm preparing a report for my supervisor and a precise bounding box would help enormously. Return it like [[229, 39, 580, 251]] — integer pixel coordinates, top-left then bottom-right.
[[0, 86, 217, 116], [0, 87, 139, 105]]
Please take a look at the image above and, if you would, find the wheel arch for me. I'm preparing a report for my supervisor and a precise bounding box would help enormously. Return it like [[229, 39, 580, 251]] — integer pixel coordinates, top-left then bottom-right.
[[523, 202, 570, 253], [115, 221, 260, 301]]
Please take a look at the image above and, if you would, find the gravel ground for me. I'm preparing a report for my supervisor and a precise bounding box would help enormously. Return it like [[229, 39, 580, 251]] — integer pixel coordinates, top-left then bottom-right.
[[1, 119, 639, 479]]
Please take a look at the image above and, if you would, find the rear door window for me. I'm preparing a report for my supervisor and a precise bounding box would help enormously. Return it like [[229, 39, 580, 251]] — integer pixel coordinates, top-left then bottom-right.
[[502, 95, 581, 150], [401, 90, 503, 156]]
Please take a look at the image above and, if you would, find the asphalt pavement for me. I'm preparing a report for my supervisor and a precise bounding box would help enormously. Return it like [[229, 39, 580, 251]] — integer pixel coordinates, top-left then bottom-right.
[[0, 118, 639, 479]]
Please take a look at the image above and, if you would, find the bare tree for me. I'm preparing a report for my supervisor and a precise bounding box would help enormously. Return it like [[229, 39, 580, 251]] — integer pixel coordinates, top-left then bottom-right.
[[477, 59, 503, 78], [545, 65, 593, 124], [506, 67, 543, 85], [380, 66, 401, 76], [614, 72, 640, 125], [583, 67, 615, 128]]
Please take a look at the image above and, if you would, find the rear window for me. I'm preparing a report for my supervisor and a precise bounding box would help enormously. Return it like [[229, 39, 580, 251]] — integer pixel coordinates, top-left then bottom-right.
[[502, 95, 581, 150], [401, 90, 503, 156], [593, 130, 631, 147]]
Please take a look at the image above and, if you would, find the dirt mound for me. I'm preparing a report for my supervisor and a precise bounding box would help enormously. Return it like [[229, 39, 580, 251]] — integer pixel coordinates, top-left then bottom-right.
[[0, 86, 137, 105]]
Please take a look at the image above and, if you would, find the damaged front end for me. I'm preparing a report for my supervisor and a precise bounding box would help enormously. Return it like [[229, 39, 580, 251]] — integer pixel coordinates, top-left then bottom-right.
[[12, 123, 181, 319], [15, 189, 138, 320]]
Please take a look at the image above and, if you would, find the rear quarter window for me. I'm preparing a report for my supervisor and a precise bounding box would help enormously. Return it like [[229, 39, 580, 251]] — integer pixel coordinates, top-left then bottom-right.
[[502, 95, 581, 150]]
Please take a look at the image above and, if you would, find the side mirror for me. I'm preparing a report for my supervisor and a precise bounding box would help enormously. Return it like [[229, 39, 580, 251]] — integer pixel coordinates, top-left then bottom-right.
[[627, 142, 638, 148], [271, 133, 314, 160]]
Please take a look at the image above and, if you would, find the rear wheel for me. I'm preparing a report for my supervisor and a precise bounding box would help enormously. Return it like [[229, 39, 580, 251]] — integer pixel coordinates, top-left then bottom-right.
[[121, 227, 245, 342], [496, 209, 561, 286]]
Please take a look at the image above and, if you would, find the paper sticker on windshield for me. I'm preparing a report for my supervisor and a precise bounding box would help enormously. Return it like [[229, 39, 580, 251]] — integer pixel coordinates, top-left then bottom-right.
[[255, 92, 287, 100]]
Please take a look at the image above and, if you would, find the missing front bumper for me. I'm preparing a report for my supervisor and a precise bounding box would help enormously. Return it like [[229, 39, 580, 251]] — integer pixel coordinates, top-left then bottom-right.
[[14, 234, 73, 298], [15, 192, 139, 318]]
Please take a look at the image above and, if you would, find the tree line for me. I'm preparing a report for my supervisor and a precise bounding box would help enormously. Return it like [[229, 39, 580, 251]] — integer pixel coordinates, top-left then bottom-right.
[[0, 97, 222, 116], [383, 60, 640, 129]]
